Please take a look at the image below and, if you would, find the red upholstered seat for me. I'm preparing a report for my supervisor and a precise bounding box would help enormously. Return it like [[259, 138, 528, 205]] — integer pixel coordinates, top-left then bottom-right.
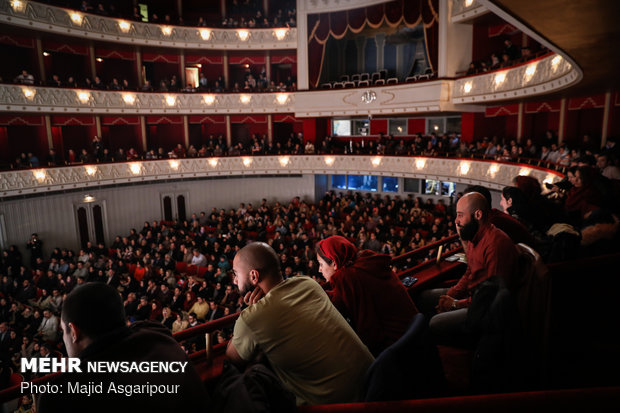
[[176, 261, 187, 274]]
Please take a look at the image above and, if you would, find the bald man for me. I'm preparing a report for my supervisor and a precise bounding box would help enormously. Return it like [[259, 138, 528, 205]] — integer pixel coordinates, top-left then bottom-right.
[[419, 192, 519, 341], [226, 242, 374, 405]]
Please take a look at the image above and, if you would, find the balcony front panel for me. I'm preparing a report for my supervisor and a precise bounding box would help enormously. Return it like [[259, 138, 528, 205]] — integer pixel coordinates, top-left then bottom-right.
[[0, 0, 296, 50], [0, 155, 563, 198], [450, 0, 488, 23], [452, 53, 580, 104]]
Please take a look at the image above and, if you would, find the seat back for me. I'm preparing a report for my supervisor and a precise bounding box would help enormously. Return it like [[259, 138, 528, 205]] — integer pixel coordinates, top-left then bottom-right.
[[364, 313, 445, 401]]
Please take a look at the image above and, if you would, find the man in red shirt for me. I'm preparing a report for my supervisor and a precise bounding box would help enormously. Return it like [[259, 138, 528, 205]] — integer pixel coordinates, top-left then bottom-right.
[[420, 192, 519, 343]]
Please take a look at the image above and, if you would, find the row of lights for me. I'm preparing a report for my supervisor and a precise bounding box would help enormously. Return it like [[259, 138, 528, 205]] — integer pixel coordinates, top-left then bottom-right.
[[463, 55, 565, 95], [31, 158, 558, 187], [20, 88, 289, 107]]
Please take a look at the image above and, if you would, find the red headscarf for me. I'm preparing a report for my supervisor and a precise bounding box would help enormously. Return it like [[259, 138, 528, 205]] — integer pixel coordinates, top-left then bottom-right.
[[317, 235, 358, 268]]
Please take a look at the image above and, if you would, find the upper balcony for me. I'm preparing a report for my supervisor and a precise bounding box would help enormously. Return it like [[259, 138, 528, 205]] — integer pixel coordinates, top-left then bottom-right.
[[0, 0, 297, 50]]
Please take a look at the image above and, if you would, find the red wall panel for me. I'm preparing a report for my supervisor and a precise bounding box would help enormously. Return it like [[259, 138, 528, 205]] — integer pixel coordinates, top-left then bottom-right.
[[370, 119, 388, 135], [408, 118, 425, 135]]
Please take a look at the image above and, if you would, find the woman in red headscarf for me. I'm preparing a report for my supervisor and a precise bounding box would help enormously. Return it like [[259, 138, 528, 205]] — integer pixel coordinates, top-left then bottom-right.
[[316, 235, 418, 356]]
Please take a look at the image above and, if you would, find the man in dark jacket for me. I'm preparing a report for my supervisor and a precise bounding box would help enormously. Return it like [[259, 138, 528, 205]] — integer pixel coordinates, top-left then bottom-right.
[[37, 283, 209, 413]]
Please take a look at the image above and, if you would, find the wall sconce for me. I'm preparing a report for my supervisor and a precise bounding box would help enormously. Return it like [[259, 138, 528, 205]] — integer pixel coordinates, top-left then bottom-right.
[[551, 55, 562, 71], [70, 12, 83, 25], [129, 163, 142, 175], [43, 51, 50, 57], [324, 156, 335, 166], [208, 158, 218, 167], [239, 95, 251, 104], [279, 156, 290, 167], [96, 57, 103, 62], [161, 26, 173, 36], [415, 158, 426, 170], [371, 156, 382, 167], [22, 88, 36, 100], [118, 20, 131, 33], [200, 29, 211, 40], [276, 94, 288, 105], [10, 0, 26, 12], [459, 161, 471, 175], [33, 169, 46, 182], [169, 160, 179, 170], [83, 194, 96, 203], [524, 63, 537, 82], [242, 157, 252, 167], [237, 30, 249, 41], [274, 28, 287, 40], [123, 94, 136, 104], [203, 95, 215, 105], [494, 72, 506, 87], [85, 166, 97, 176], [518, 167, 531, 176], [487, 163, 499, 178], [463, 81, 472, 94], [165, 95, 176, 106], [77, 91, 90, 103], [465, 0, 474, 7]]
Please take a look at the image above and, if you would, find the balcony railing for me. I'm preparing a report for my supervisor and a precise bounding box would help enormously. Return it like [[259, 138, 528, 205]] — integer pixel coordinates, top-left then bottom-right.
[[0, 0, 296, 50]]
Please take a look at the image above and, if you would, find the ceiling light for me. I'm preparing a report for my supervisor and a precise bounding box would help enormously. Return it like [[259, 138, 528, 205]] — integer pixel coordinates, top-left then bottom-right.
[[96, 57, 103, 62], [43, 51, 50, 57], [465, 0, 474, 7], [10, 0, 25, 12], [83, 194, 96, 202]]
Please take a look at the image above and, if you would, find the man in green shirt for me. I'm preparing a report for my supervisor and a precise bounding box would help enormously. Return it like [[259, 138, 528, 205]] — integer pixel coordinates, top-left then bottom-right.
[[226, 242, 374, 405]]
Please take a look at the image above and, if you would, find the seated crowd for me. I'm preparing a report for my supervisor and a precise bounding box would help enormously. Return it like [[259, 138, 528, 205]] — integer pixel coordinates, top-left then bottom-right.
[[47, 0, 296, 28], [465, 38, 549, 75]]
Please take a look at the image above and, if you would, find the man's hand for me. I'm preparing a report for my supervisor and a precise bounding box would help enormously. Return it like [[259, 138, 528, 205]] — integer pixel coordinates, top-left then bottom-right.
[[243, 287, 265, 306], [436, 294, 458, 313]]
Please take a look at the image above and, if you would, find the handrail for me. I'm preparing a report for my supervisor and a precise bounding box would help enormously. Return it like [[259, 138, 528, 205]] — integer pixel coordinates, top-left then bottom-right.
[[172, 312, 240, 342], [392, 235, 460, 269]]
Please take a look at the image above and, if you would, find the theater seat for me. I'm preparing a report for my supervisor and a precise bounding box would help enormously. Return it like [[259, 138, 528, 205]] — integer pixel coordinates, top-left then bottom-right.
[[364, 313, 445, 401]]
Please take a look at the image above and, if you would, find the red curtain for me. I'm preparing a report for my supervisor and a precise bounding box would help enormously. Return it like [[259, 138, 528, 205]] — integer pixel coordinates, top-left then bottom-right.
[[307, 0, 439, 87]]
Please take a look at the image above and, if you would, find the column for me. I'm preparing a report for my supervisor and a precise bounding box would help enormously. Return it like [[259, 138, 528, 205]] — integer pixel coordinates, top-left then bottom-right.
[[558, 98, 567, 145], [601, 91, 612, 148], [355, 37, 365, 74], [265, 51, 271, 83], [516, 102, 524, 143], [267, 114, 273, 145], [35, 36, 46, 83], [95, 116, 102, 138], [221, 0, 226, 19], [88, 43, 97, 80], [176, 0, 183, 20], [135, 47, 143, 88], [295, 0, 309, 90], [223, 51, 229, 89], [179, 50, 186, 88], [375, 34, 386, 73], [140, 116, 147, 151], [183, 115, 190, 148], [44, 115, 53, 150], [438, 0, 472, 77], [263, 0, 269, 17], [225, 115, 232, 147]]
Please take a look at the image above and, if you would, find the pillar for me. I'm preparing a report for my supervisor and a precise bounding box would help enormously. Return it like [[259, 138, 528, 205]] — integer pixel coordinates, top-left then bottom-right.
[[295, 0, 309, 90], [140, 116, 147, 151], [601, 91, 612, 148], [558, 98, 567, 145], [183, 115, 190, 148], [35, 36, 46, 82], [225, 115, 232, 147], [516, 102, 524, 143], [88, 43, 97, 80]]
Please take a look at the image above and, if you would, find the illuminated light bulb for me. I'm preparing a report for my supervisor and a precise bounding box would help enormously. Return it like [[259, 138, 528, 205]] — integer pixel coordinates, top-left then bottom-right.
[[494, 72, 506, 86], [371, 156, 382, 167], [487, 163, 499, 178], [525, 63, 537, 79], [551, 55, 562, 68], [43, 51, 50, 57], [200, 29, 211, 40], [518, 167, 531, 176], [83, 194, 95, 202], [10, 0, 25, 12], [33, 169, 46, 182], [22, 88, 36, 99], [274, 28, 287, 40], [433, 125, 439, 131], [129, 163, 142, 175], [96, 57, 103, 62], [459, 161, 471, 175], [203, 95, 215, 105], [161, 26, 173, 36], [70, 12, 82, 25], [118, 20, 131, 33], [239, 94, 251, 104], [208, 158, 218, 167], [165, 95, 176, 106], [123, 94, 136, 104], [276, 94, 288, 105], [463, 81, 472, 93], [415, 158, 426, 170], [237, 30, 249, 41], [279, 156, 290, 167], [543, 174, 556, 186], [77, 91, 90, 103], [242, 157, 252, 167], [169, 160, 179, 170], [465, 0, 474, 7], [85, 166, 97, 176], [324, 156, 335, 166]]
